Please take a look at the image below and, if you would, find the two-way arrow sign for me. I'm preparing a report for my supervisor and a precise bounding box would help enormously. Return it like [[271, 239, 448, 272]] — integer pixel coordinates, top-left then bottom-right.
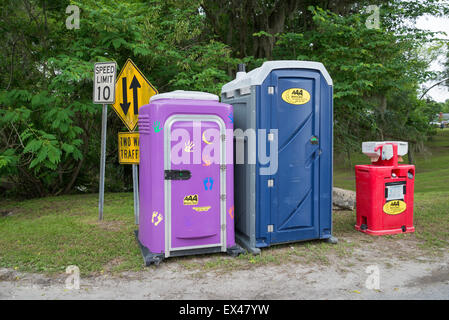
[[130, 76, 141, 115], [120, 77, 131, 115], [119, 76, 141, 115], [112, 59, 158, 132]]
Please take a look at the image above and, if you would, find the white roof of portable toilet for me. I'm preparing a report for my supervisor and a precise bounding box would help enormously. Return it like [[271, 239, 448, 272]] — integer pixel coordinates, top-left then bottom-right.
[[221, 60, 333, 95], [150, 90, 219, 102]]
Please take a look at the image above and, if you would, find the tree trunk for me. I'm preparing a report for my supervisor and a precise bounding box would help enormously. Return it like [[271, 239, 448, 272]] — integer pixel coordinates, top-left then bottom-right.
[[407, 143, 414, 165], [203, 0, 301, 59]]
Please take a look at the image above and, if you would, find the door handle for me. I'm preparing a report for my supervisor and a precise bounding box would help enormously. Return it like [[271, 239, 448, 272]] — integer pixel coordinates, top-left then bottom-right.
[[164, 170, 191, 180], [305, 149, 322, 168], [313, 149, 322, 161]]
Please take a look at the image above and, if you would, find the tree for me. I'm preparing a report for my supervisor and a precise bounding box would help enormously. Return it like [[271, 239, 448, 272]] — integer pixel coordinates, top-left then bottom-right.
[[445, 43, 449, 89], [1, 0, 448, 196], [272, 2, 446, 153], [201, 0, 397, 60], [0, 0, 238, 197]]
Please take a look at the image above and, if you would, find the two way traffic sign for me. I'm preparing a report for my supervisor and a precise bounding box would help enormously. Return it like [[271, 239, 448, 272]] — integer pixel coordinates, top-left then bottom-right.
[[112, 59, 158, 132]]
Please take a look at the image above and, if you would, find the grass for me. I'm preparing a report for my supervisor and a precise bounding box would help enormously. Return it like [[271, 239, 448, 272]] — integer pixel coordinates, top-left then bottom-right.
[[334, 128, 449, 193], [413, 192, 449, 250], [333, 128, 449, 252], [0, 193, 143, 275], [0, 130, 448, 275], [0, 191, 358, 275]]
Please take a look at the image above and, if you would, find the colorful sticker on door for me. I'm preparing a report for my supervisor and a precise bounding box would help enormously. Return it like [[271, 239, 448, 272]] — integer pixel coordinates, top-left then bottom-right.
[[184, 140, 194, 152], [151, 211, 163, 226], [183, 194, 198, 205], [192, 206, 211, 212], [383, 200, 407, 215], [228, 205, 234, 219], [281, 88, 311, 105], [153, 121, 162, 133], [202, 155, 211, 166], [202, 132, 212, 145], [203, 177, 214, 191]]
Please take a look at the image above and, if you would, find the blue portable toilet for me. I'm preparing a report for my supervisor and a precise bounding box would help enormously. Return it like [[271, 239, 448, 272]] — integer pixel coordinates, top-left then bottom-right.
[[221, 61, 336, 253]]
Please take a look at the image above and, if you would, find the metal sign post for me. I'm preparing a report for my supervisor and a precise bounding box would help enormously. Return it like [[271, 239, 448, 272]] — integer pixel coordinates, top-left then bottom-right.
[[112, 59, 157, 225], [132, 164, 139, 224], [98, 104, 108, 220], [117, 131, 140, 225], [94, 61, 117, 221]]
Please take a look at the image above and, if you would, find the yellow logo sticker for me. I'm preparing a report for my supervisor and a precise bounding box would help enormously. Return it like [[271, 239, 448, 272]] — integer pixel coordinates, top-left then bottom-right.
[[192, 206, 211, 212], [183, 194, 198, 205], [383, 200, 407, 215], [281, 88, 311, 105]]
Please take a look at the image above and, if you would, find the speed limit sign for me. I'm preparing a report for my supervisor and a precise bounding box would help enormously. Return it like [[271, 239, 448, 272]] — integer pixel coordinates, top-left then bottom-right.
[[94, 61, 117, 222], [93, 61, 117, 104]]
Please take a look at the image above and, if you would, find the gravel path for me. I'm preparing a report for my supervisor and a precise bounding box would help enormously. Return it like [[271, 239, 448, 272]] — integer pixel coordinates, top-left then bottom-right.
[[1, 250, 448, 300]]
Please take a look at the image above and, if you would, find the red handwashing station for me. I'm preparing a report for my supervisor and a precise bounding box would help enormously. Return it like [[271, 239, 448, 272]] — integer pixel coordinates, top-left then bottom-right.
[[355, 141, 415, 235]]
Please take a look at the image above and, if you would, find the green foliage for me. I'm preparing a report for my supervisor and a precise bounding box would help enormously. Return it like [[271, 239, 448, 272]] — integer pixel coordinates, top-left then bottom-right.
[[445, 43, 449, 89], [0, 0, 448, 197], [273, 4, 445, 152], [440, 100, 449, 113], [0, 0, 238, 196]]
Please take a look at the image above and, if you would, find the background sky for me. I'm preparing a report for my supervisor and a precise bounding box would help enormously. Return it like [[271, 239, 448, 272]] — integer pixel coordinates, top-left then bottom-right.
[[416, 14, 449, 103]]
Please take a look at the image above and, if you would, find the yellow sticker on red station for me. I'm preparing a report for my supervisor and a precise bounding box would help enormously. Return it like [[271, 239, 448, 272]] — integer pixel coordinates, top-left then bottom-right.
[[383, 200, 407, 215], [281, 88, 311, 105], [118, 132, 139, 164]]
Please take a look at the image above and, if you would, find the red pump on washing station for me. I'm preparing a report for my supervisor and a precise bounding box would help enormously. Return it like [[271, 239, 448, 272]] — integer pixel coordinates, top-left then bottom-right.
[[355, 141, 415, 235]]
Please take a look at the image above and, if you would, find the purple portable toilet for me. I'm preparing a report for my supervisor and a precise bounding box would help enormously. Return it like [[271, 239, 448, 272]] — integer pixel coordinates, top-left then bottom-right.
[[136, 90, 242, 265]]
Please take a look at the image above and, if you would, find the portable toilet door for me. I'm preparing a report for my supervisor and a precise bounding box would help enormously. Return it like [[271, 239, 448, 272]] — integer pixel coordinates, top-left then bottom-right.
[[136, 90, 242, 265], [221, 61, 336, 254]]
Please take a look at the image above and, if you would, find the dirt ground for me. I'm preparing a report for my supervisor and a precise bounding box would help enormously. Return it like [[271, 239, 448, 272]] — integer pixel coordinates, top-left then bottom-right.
[[1, 237, 448, 300]]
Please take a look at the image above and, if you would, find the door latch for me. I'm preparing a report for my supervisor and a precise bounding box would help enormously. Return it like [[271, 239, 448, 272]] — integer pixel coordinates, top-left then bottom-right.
[[310, 136, 319, 145], [164, 170, 191, 180]]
